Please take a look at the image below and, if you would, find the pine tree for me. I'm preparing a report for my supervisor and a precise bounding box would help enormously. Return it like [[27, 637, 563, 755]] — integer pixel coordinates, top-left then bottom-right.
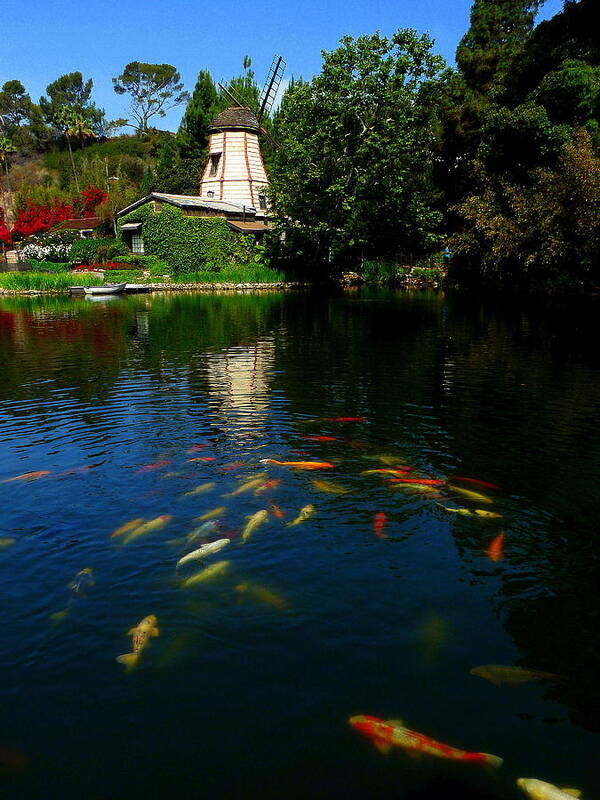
[[176, 70, 218, 159], [456, 0, 542, 94]]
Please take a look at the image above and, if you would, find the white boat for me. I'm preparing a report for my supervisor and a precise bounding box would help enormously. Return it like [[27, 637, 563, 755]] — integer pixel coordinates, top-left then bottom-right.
[[83, 283, 126, 296]]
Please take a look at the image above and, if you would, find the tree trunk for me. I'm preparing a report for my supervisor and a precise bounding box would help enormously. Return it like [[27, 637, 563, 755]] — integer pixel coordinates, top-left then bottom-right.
[[66, 136, 80, 193]]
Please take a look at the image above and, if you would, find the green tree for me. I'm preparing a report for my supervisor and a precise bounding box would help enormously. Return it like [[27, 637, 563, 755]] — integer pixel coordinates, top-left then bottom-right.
[[0, 80, 33, 132], [39, 72, 105, 134], [270, 30, 446, 264], [55, 109, 95, 192], [456, 0, 542, 96], [176, 70, 219, 158], [112, 62, 190, 134]]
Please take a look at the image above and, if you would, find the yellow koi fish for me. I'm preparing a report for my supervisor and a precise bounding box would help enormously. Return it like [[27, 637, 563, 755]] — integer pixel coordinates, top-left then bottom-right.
[[180, 482, 216, 498], [225, 477, 266, 497], [194, 506, 227, 522], [110, 518, 144, 539], [287, 504, 316, 527], [517, 779, 581, 800], [123, 515, 172, 544], [181, 560, 231, 587], [0, 537, 15, 548], [312, 479, 350, 495], [235, 582, 289, 610], [470, 665, 561, 686], [448, 485, 494, 504], [242, 509, 269, 542], [438, 505, 502, 519], [175, 538, 231, 569], [361, 469, 412, 477], [116, 614, 159, 671]]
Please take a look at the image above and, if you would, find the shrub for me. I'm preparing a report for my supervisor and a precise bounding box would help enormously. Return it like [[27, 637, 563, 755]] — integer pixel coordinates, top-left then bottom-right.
[[94, 240, 128, 263], [28, 260, 71, 273], [360, 260, 399, 282], [69, 237, 123, 265], [21, 230, 80, 262], [177, 266, 285, 283], [111, 254, 171, 274]]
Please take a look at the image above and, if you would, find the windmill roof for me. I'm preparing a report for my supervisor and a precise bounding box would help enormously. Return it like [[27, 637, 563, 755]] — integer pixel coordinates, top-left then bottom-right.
[[209, 107, 260, 132]]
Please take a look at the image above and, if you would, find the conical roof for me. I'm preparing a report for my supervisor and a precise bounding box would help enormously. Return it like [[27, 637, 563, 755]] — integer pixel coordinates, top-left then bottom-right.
[[209, 106, 260, 132]]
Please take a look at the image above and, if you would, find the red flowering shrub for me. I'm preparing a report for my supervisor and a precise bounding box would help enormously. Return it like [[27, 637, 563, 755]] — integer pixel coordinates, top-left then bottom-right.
[[12, 200, 75, 238], [0, 208, 12, 247], [79, 186, 108, 217]]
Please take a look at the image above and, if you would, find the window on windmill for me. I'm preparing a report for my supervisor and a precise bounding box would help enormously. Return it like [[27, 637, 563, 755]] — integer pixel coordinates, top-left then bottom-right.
[[258, 194, 267, 210], [209, 153, 221, 177]]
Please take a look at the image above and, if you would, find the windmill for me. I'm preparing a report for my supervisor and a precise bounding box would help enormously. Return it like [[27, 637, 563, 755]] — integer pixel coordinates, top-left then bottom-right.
[[198, 57, 286, 213]]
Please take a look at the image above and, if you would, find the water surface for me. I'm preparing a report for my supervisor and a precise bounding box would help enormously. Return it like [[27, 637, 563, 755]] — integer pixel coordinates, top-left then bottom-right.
[[1, 289, 599, 799]]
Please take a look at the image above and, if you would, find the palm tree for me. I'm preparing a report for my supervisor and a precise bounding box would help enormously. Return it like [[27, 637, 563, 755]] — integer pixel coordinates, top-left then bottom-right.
[[0, 136, 17, 227], [56, 109, 95, 193]]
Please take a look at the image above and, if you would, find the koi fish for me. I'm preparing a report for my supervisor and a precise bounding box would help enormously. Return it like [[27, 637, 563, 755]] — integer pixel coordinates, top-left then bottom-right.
[[448, 484, 493, 504], [180, 482, 216, 498], [303, 435, 338, 442], [1, 470, 50, 483], [220, 461, 246, 471], [361, 468, 412, 477], [453, 476, 500, 490], [470, 665, 561, 686], [312, 479, 351, 494], [269, 501, 285, 519], [438, 505, 502, 519], [117, 614, 159, 671], [167, 520, 221, 547], [0, 537, 15, 548], [260, 459, 334, 470], [225, 476, 266, 497], [322, 417, 366, 422], [486, 532, 505, 562], [287, 504, 316, 527], [187, 444, 207, 453], [123, 515, 172, 544], [254, 479, 281, 495], [242, 509, 269, 542], [517, 778, 581, 800], [69, 567, 95, 595], [235, 582, 289, 610], [373, 512, 387, 539], [348, 716, 503, 767], [176, 538, 231, 569], [110, 518, 144, 539], [187, 456, 216, 462], [389, 478, 446, 486], [194, 506, 227, 522], [135, 460, 172, 474], [181, 559, 231, 588]]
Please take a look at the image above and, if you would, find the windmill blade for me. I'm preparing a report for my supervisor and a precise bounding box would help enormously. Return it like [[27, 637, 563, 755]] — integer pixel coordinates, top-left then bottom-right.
[[258, 56, 286, 122], [217, 82, 246, 108], [259, 125, 281, 151]]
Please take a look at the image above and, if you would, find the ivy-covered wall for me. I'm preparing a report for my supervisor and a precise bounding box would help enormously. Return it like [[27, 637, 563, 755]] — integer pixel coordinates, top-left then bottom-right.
[[118, 203, 240, 273]]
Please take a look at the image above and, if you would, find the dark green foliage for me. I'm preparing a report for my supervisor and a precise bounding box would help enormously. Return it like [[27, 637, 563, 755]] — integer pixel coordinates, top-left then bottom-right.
[[0, 80, 34, 131], [150, 136, 203, 194], [535, 59, 600, 131], [111, 254, 171, 274], [69, 237, 125, 265], [27, 260, 71, 273], [118, 204, 266, 273], [176, 70, 219, 158], [39, 72, 105, 134]]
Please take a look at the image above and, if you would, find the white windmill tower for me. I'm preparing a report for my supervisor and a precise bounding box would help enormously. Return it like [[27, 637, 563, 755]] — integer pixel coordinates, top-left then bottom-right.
[[198, 56, 285, 218]]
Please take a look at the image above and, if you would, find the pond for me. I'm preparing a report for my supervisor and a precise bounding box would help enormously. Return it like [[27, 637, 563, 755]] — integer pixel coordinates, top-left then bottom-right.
[[1, 289, 599, 799]]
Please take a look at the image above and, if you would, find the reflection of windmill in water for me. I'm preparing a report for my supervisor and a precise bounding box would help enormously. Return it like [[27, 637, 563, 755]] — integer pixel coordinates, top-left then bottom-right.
[[199, 56, 286, 217]]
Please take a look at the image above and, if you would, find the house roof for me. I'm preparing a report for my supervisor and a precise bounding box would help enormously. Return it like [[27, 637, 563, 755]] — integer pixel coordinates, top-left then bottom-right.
[[209, 106, 260, 132], [54, 217, 101, 230], [226, 220, 271, 234], [117, 193, 257, 218]]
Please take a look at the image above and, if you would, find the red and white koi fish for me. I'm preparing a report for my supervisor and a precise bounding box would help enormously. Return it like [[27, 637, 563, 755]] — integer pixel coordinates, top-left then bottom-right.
[[303, 435, 338, 442], [220, 461, 246, 472], [2, 470, 51, 483], [260, 459, 334, 470], [389, 478, 446, 486], [373, 512, 388, 539], [486, 532, 505, 562], [349, 716, 503, 767], [135, 460, 172, 474], [453, 476, 500, 490], [254, 479, 281, 495]]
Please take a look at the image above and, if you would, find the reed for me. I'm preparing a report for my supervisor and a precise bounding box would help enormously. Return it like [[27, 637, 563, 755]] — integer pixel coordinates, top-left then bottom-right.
[[177, 266, 286, 284], [0, 272, 100, 291]]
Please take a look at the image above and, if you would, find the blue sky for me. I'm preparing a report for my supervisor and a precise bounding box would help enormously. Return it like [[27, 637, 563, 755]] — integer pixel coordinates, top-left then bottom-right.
[[2, 0, 564, 132]]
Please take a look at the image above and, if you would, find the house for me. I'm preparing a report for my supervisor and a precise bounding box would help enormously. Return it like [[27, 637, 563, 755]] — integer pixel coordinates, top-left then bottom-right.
[[53, 217, 102, 238]]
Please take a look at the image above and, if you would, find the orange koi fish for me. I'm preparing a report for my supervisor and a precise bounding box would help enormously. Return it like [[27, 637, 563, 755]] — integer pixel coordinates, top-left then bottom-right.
[[111, 518, 144, 539], [389, 478, 446, 486], [269, 501, 285, 519], [135, 460, 172, 474], [260, 459, 334, 470], [254, 479, 280, 495], [373, 513, 387, 540], [220, 461, 246, 472], [361, 468, 412, 477], [453, 477, 500, 490], [187, 456, 216, 462], [303, 435, 338, 442], [2, 470, 51, 483], [486, 532, 505, 562], [187, 444, 207, 453], [349, 716, 503, 767], [324, 417, 365, 422]]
